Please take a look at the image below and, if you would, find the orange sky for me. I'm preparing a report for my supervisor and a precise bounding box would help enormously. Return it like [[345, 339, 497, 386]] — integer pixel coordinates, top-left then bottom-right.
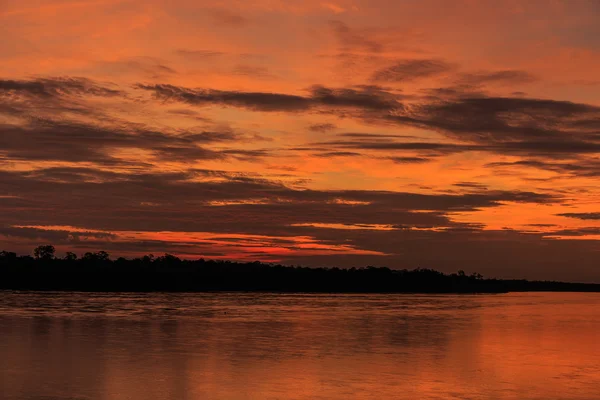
[[0, 0, 599, 281]]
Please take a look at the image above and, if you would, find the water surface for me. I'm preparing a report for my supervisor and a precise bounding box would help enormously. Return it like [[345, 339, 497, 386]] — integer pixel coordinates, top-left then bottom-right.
[[1, 292, 599, 399]]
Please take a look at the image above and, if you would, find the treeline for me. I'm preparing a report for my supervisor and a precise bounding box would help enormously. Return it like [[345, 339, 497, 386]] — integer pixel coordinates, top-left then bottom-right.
[[1, 246, 599, 293]]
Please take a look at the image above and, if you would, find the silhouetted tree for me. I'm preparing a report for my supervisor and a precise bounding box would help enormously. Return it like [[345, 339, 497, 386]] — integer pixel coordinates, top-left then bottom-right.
[[0, 251, 17, 260], [0, 245, 598, 293], [34, 245, 55, 260], [155, 253, 181, 264], [82, 251, 110, 262], [470, 272, 483, 280]]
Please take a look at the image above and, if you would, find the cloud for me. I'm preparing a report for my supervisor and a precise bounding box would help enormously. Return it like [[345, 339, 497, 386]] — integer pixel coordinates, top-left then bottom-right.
[[0, 167, 561, 235], [0, 77, 129, 123], [314, 151, 362, 157], [371, 59, 453, 82], [0, 119, 263, 166], [557, 212, 600, 220], [136, 83, 401, 112], [386, 156, 431, 164], [388, 95, 600, 159], [394, 96, 600, 141], [453, 182, 488, 190], [221, 148, 272, 161], [0, 225, 116, 242], [309, 85, 399, 111], [458, 70, 537, 86], [305, 138, 475, 157], [546, 227, 600, 236], [293, 133, 600, 165], [0, 77, 122, 98], [486, 159, 600, 177], [131, 79, 600, 170], [137, 81, 600, 160], [309, 123, 337, 132], [137, 83, 311, 111]]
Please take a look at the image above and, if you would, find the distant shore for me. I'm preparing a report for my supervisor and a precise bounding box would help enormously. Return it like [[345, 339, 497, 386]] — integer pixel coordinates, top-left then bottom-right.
[[2, 247, 600, 294]]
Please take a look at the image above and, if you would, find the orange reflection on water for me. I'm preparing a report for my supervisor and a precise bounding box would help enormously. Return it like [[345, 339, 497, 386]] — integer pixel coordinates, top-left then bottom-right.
[[1, 292, 599, 399]]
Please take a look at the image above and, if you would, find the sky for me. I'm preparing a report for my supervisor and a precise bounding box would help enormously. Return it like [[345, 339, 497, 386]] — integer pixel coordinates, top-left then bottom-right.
[[0, 0, 599, 281]]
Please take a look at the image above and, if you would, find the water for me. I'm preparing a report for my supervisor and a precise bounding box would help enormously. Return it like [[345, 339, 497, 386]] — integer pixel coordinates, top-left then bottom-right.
[[1, 292, 599, 400]]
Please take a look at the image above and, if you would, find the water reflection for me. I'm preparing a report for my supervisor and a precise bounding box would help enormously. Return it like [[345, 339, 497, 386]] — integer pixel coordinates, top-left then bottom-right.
[[1, 292, 599, 399]]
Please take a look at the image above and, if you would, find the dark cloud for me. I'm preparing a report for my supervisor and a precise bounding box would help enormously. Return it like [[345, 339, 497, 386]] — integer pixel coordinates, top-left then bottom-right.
[[337, 132, 419, 139], [497, 141, 600, 157], [0, 119, 263, 166], [546, 227, 600, 236], [0, 77, 128, 123], [221, 149, 272, 161], [572, 118, 600, 130], [556, 212, 600, 220], [0, 121, 146, 166], [386, 156, 431, 164], [137, 83, 401, 112], [136, 83, 311, 111], [371, 61, 534, 89], [307, 138, 475, 157], [393, 96, 600, 141], [371, 59, 453, 82], [314, 151, 362, 157], [486, 159, 600, 177], [309, 84, 400, 111], [458, 70, 537, 86], [138, 81, 600, 161], [314, 135, 600, 163], [309, 123, 337, 132], [165, 108, 213, 122], [182, 130, 239, 143], [0, 225, 116, 242], [0, 167, 561, 235], [453, 182, 488, 190], [387, 96, 600, 159], [7, 77, 597, 166], [21, 167, 130, 183], [526, 223, 557, 227], [0, 77, 122, 98]]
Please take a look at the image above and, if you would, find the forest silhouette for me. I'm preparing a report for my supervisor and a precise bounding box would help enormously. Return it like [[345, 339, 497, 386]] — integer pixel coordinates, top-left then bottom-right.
[[1, 245, 599, 293]]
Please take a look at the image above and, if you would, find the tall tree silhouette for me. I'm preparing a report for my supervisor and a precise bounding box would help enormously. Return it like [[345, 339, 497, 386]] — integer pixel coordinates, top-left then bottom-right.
[[33, 245, 55, 260]]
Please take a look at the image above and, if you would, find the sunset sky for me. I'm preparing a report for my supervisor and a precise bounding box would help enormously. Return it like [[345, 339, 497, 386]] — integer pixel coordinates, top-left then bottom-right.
[[1, 0, 599, 281]]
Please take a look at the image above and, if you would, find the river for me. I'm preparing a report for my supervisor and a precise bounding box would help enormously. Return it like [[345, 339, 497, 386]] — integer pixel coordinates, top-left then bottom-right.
[[1, 291, 599, 399]]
